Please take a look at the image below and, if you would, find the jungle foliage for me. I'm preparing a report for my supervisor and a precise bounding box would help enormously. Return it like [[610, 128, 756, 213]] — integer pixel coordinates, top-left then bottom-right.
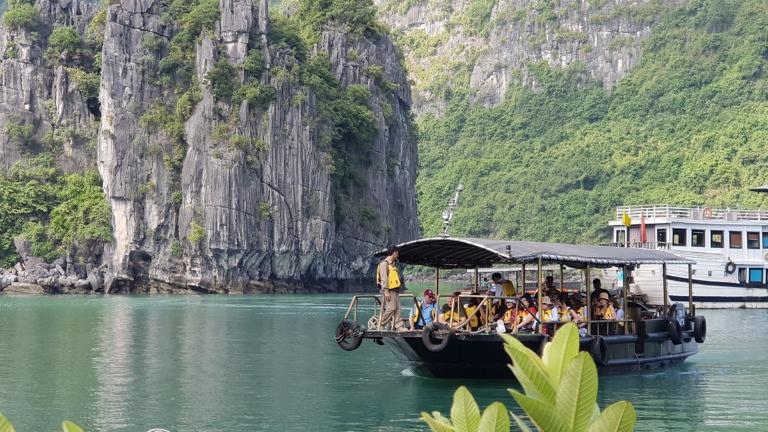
[[0, 155, 111, 266], [417, 0, 768, 243]]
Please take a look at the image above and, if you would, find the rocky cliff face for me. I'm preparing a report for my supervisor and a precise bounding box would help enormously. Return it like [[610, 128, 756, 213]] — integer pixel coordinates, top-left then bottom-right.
[[0, 0, 419, 293], [376, 0, 683, 114]]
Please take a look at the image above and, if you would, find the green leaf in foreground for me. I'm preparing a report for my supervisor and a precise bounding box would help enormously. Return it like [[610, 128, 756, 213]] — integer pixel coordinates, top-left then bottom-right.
[[62, 420, 85, 432], [587, 401, 636, 432], [450, 386, 481, 432], [0, 412, 15, 432], [477, 402, 509, 432]]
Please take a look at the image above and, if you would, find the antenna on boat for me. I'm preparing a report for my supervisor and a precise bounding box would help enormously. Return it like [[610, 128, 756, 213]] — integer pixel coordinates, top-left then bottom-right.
[[440, 184, 464, 238]]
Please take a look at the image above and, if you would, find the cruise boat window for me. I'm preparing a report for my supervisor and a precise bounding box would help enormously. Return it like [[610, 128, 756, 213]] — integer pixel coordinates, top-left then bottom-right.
[[749, 268, 764, 285], [691, 230, 705, 247], [657, 229, 667, 244], [762, 232, 768, 248], [729, 231, 743, 249], [747, 232, 760, 249], [672, 228, 687, 246], [711, 230, 724, 248]]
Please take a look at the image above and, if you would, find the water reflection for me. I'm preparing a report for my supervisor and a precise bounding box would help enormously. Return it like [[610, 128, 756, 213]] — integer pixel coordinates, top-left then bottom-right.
[[0, 295, 764, 431]]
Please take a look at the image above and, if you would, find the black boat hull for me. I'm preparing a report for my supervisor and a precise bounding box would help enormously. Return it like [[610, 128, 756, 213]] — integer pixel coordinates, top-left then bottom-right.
[[363, 318, 700, 379]]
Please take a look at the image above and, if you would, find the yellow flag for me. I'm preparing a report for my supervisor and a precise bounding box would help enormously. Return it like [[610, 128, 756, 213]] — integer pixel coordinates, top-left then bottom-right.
[[622, 212, 632, 227]]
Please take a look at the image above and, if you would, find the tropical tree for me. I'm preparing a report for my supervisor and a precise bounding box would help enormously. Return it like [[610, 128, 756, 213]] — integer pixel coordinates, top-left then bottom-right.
[[421, 323, 636, 432]]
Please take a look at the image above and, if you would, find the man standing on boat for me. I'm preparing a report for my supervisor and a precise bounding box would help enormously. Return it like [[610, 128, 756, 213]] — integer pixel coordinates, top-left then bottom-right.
[[377, 246, 406, 330]]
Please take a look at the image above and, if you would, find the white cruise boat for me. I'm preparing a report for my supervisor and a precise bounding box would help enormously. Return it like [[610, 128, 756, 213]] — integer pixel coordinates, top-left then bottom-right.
[[608, 205, 768, 308]]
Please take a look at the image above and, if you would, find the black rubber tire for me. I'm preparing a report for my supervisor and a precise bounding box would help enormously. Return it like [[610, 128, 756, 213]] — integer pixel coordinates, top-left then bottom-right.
[[668, 319, 683, 345], [422, 322, 452, 352], [725, 261, 736, 274], [590, 335, 608, 366], [694, 315, 707, 343], [335, 319, 363, 351]]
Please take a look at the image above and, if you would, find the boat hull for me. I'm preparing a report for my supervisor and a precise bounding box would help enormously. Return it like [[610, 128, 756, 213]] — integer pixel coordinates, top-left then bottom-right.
[[363, 318, 700, 379]]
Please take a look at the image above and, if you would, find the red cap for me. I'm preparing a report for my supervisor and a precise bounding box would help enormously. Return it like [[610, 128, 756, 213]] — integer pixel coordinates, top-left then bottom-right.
[[424, 289, 435, 298]]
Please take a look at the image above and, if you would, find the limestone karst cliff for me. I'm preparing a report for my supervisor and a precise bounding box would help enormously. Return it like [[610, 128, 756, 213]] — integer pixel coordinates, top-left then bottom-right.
[[376, 0, 683, 114], [0, 0, 419, 293]]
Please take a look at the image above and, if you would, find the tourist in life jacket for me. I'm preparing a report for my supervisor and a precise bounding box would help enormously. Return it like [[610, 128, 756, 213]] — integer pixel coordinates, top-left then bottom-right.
[[463, 297, 481, 331], [409, 289, 438, 330], [441, 292, 465, 326], [512, 295, 538, 333], [552, 293, 576, 323], [498, 299, 518, 333], [491, 272, 517, 297], [594, 291, 616, 320], [377, 246, 406, 330], [536, 296, 558, 335]]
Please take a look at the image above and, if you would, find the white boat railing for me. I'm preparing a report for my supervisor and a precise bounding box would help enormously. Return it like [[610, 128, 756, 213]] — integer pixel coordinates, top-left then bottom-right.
[[601, 242, 670, 250], [615, 205, 768, 222]]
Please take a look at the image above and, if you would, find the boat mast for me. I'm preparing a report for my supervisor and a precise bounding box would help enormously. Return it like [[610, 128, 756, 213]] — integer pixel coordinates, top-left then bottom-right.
[[440, 184, 464, 238]]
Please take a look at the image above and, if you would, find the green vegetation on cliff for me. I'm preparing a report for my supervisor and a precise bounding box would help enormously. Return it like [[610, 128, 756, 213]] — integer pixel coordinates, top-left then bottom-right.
[[417, 0, 768, 242], [0, 155, 111, 266]]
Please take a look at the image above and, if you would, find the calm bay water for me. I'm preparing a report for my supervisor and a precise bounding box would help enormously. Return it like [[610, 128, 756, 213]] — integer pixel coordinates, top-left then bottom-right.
[[0, 294, 765, 431]]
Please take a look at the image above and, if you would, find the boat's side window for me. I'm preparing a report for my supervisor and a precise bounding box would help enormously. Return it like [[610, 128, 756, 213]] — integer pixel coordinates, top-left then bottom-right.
[[737, 268, 746, 284], [691, 230, 705, 247], [729, 231, 743, 249], [711, 230, 724, 248], [672, 228, 687, 246], [748, 268, 764, 285], [657, 228, 667, 244], [763, 232, 768, 249], [747, 232, 761, 249]]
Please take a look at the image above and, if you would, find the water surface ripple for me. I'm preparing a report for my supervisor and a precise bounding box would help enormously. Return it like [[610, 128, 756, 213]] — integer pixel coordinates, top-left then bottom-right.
[[0, 295, 763, 431]]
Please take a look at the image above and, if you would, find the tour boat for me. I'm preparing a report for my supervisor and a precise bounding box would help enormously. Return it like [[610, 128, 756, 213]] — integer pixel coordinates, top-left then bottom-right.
[[608, 205, 768, 308], [334, 237, 706, 379]]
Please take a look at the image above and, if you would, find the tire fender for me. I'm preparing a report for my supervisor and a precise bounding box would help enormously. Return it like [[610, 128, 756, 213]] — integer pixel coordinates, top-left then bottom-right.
[[668, 319, 683, 345], [422, 322, 452, 352], [693, 315, 706, 343], [335, 319, 363, 351], [590, 335, 609, 366]]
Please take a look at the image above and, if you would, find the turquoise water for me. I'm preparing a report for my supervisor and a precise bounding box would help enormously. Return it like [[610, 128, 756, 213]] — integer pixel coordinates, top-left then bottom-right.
[[0, 294, 765, 431]]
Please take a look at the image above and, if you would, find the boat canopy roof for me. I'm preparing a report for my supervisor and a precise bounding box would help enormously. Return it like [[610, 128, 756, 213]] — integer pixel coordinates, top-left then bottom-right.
[[375, 237, 695, 269]]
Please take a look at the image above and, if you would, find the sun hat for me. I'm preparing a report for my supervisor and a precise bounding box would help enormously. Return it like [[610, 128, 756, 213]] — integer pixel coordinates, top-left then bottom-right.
[[541, 296, 553, 305], [599, 292, 610, 301]]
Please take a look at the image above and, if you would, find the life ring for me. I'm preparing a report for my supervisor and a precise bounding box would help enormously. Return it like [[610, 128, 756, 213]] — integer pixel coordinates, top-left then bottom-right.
[[590, 335, 609, 366], [694, 316, 706, 343], [422, 322, 452, 352], [335, 319, 364, 351], [703, 207, 712, 218], [667, 319, 683, 345], [725, 261, 736, 274]]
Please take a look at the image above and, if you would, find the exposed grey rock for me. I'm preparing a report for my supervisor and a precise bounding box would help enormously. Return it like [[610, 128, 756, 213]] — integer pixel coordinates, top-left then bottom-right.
[[5, 282, 45, 294], [97, 0, 419, 293], [376, 0, 684, 114]]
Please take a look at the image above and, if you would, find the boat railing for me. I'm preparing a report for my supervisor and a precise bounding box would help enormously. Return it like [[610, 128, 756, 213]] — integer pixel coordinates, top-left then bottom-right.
[[600, 241, 670, 249], [616, 204, 768, 222], [342, 293, 419, 330]]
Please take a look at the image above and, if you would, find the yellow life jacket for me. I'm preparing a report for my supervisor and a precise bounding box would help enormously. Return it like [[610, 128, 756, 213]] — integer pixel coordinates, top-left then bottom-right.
[[602, 305, 616, 320], [541, 309, 553, 322], [559, 307, 572, 322], [465, 305, 479, 329], [517, 310, 529, 325], [376, 261, 401, 290], [503, 308, 516, 324], [500, 280, 516, 296], [442, 304, 460, 323]]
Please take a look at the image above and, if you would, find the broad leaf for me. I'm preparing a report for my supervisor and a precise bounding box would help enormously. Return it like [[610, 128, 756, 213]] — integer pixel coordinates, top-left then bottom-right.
[[421, 412, 456, 432], [450, 386, 481, 432], [556, 352, 598, 432], [478, 402, 509, 432], [542, 323, 580, 385], [502, 334, 556, 404], [62, 421, 85, 432], [0, 412, 14, 432], [510, 412, 532, 432], [510, 390, 569, 432], [587, 401, 636, 432]]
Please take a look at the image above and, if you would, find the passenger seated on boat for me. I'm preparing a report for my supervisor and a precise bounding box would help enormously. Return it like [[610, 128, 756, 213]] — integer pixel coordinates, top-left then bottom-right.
[[408, 289, 438, 330], [464, 298, 481, 331], [441, 292, 465, 327], [553, 293, 576, 323], [501, 299, 518, 331], [536, 296, 557, 335], [590, 278, 609, 303], [512, 295, 538, 334], [491, 273, 517, 297]]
